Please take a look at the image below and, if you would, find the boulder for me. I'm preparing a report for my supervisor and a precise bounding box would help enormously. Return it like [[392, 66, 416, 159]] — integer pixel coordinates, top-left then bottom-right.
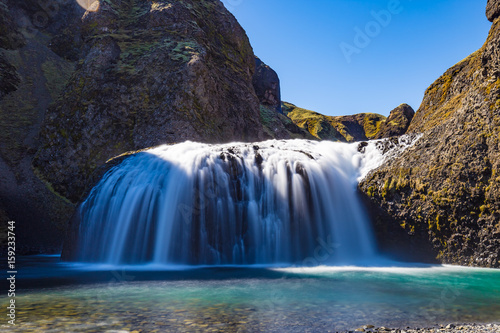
[[374, 103, 415, 139]]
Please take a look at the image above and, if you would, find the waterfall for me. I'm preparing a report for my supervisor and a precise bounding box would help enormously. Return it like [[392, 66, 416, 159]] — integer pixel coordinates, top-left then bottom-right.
[[69, 139, 392, 266]]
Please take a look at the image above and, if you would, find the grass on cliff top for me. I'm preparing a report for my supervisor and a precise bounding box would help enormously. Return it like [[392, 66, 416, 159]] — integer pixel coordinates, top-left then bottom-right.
[[282, 101, 386, 142], [260, 104, 314, 140], [411, 19, 500, 133]]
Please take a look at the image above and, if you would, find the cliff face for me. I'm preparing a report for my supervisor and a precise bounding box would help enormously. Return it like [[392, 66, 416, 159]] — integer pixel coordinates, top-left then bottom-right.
[[360, 5, 500, 267], [252, 57, 314, 140], [1, 0, 281, 252], [0, 0, 81, 254], [253, 56, 281, 114], [0, 0, 23, 99], [33, 0, 266, 202], [282, 102, 414, 142], [487, 0, 500, 22]]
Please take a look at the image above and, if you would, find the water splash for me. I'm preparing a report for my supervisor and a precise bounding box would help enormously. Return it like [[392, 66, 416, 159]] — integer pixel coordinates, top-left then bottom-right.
[[71, 139, 402, 265]]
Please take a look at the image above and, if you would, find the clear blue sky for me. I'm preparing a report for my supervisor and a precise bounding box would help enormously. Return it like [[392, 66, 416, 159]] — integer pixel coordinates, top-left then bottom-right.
[[221, 0, 492, 117]]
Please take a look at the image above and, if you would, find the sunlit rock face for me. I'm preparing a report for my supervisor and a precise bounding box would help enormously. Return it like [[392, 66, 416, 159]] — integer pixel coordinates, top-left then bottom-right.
[[76, 0, 99, 12], [34, 0, 266, 203], [281, 102, 414, 142], [63, 140, 395, 265], [360, 5, 500, 268], [373, 104, 415, 139], [487, 0, 500, 22]]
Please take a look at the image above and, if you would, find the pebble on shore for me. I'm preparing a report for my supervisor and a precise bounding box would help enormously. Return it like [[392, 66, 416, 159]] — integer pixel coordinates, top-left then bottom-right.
[[349, 323, 500, 333]]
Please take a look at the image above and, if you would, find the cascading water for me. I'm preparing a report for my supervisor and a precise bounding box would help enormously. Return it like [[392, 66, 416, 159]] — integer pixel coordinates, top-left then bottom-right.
[[69, 139, 401, 266]]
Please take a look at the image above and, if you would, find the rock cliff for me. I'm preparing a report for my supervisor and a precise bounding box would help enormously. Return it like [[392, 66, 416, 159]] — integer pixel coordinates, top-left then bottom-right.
[[282, 102, 413, 142], [360, 3, 500, 268], [487, 0, 500, 22], [1, 0, 289, 252], [33, 0, 267, 203], [0, 0, 80, 254], [252, 57, 313, 140], [253, 56, 281, 113]]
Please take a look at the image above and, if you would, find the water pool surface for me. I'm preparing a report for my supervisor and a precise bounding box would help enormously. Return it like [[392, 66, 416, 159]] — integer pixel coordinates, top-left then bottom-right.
[[1, 256, 499, 332]]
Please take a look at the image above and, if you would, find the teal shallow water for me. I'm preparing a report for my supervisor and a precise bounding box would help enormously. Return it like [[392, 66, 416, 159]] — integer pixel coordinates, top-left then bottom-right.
[[1, 257, 500, 332]]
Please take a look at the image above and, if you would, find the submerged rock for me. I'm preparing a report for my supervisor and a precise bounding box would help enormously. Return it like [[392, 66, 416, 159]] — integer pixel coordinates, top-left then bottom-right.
[[0, 53, 19, 100]]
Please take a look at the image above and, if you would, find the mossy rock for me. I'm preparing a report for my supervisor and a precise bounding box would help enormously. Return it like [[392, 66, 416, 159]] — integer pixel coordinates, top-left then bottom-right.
[[360, 16, 500, 268], [282, 101, 399, 142], [34, 0, 266, 202]]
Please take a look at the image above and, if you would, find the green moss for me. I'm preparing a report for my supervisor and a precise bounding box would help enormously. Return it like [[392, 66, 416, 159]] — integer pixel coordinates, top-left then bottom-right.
[[367, 186, 375, 197], [60, 129, 69, 139], [362, 114, 385, 139], [41, 59, 74, 100], [485, 78, 500, 95], [260, 104, 314, 139], [479, 205, 488, 217], [32, 166, 73, 205], [439, 74, 453, 104], [170, 41, 200, 63], [381, 179, 390, 199], [283, 102, 386, 142]]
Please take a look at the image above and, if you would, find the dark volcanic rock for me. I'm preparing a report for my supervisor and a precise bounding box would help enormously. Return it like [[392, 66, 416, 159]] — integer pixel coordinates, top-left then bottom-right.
[[0, 1, 25, 50], [374, 103, 415, 139], [0, 53, 19, 99], [0, 0, 76, 254], [1, 0, 268, 252], [487, 0, 500, 22], [0, 0, 24, 99], [253, 56, 281, 113], [360, 13, 500, 267], [252, 57, 312, 139], [33, 0, 266, 202]]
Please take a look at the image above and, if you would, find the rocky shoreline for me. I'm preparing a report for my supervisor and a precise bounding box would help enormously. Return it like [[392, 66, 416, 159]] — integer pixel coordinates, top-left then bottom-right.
[[347, 323, 500, 333]]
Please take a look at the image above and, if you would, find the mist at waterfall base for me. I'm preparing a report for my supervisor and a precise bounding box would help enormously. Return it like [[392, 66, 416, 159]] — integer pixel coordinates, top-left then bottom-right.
[[70, 139, 388, 267]]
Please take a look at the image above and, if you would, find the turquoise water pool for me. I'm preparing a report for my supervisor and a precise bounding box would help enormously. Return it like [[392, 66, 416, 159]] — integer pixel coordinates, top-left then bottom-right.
[[1, 257, 499, 332]]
